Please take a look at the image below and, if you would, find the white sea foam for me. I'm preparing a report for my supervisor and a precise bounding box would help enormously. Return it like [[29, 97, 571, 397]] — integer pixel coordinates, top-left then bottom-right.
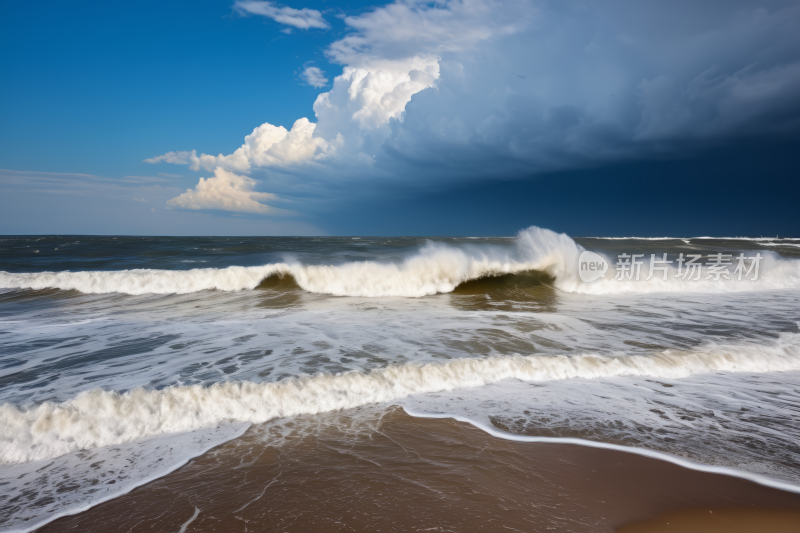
[[1, 226, 799, 297], [0, 424, 248, 533], [2, 332, 799, 465], [0, 264, 291, 295], [758, 242, 800, 248], [692, 236, 796, 241], [586, 236, 795, 241], [583, 236, 688, 240]]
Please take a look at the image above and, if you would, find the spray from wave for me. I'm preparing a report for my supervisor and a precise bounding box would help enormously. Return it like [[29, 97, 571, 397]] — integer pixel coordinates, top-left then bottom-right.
[[3, 332, 799, 465], [1, 226, 799, 297]]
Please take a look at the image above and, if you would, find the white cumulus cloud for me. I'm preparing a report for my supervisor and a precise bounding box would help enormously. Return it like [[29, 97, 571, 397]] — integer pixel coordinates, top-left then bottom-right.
[[147, 0, 512, 181], [300, 66, 328, 88], [159, 118, 332, 174], [147, 55, 439, 175], [167, 168, 294, 215], [234, 0, 330, 30]]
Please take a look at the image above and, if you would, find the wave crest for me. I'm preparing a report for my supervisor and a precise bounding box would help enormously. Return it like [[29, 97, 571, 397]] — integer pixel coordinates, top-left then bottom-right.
[[0, 228, 573, 297], [3, 333, 799, 465], [1, 226, 799, 296]]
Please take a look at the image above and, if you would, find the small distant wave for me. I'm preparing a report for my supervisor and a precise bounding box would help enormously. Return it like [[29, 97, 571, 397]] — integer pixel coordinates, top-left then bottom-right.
[[583, 236, 687, 240], [587, 236, 800, 241], [2, 226, 800, 297], [758, 242, 800, 248], [2, 332, 799, 465], [692, 236, 797, 241]]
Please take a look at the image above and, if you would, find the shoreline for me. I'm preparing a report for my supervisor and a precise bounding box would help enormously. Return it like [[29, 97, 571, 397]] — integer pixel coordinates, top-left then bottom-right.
[[403, 406, 800, 494], [32, 408, 800, 533]]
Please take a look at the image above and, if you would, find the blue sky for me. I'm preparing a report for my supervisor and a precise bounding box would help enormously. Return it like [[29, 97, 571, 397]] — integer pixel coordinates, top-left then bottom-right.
[[0, 0, 353, 176], [2, 0, 799, 236]]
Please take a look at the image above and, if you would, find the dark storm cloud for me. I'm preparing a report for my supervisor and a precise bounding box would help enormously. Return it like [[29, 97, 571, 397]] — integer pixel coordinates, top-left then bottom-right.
[[372, 0, 800, 182]]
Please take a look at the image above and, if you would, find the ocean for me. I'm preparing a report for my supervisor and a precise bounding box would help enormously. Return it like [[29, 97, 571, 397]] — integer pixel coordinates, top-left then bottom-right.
[[1, 226, 800, 531]]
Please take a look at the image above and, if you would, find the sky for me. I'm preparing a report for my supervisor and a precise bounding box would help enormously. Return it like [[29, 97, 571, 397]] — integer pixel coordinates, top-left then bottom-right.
[[1, 0, 799, 236]]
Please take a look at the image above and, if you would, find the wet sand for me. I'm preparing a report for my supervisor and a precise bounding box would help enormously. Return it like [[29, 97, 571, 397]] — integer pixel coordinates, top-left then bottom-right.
[[619, 508, 800, 532], [37, 408, 800, 532]]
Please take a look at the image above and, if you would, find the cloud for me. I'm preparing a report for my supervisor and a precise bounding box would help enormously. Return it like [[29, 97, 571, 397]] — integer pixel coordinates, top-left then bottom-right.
[[635, 63, 800, 141], [167, 168, 295, 215], [151, 118, 332, 174], [371, 0, 800, 179], [0, 170, 323, 235], [0, 169, 182, 197], [300, 65, 328, 88], [148, 56, 440, 174], [148, 0, 800, 209], [326, 0, 527, 67], [144, 151, 193, 165], [121, 175, 172, 183], [147, 0, 506, 176], [234, 0, 330, 30]]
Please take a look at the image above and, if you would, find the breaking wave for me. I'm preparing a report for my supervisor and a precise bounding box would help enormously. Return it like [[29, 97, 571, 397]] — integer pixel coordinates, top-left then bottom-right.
[[3, 332, 799, 465], [1, 227, 799, 297]]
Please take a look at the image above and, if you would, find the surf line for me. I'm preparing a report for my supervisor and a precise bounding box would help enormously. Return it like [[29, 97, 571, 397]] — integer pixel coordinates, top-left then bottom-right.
[[1, 424, 251, 533], [402, 406, 800, 495]]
